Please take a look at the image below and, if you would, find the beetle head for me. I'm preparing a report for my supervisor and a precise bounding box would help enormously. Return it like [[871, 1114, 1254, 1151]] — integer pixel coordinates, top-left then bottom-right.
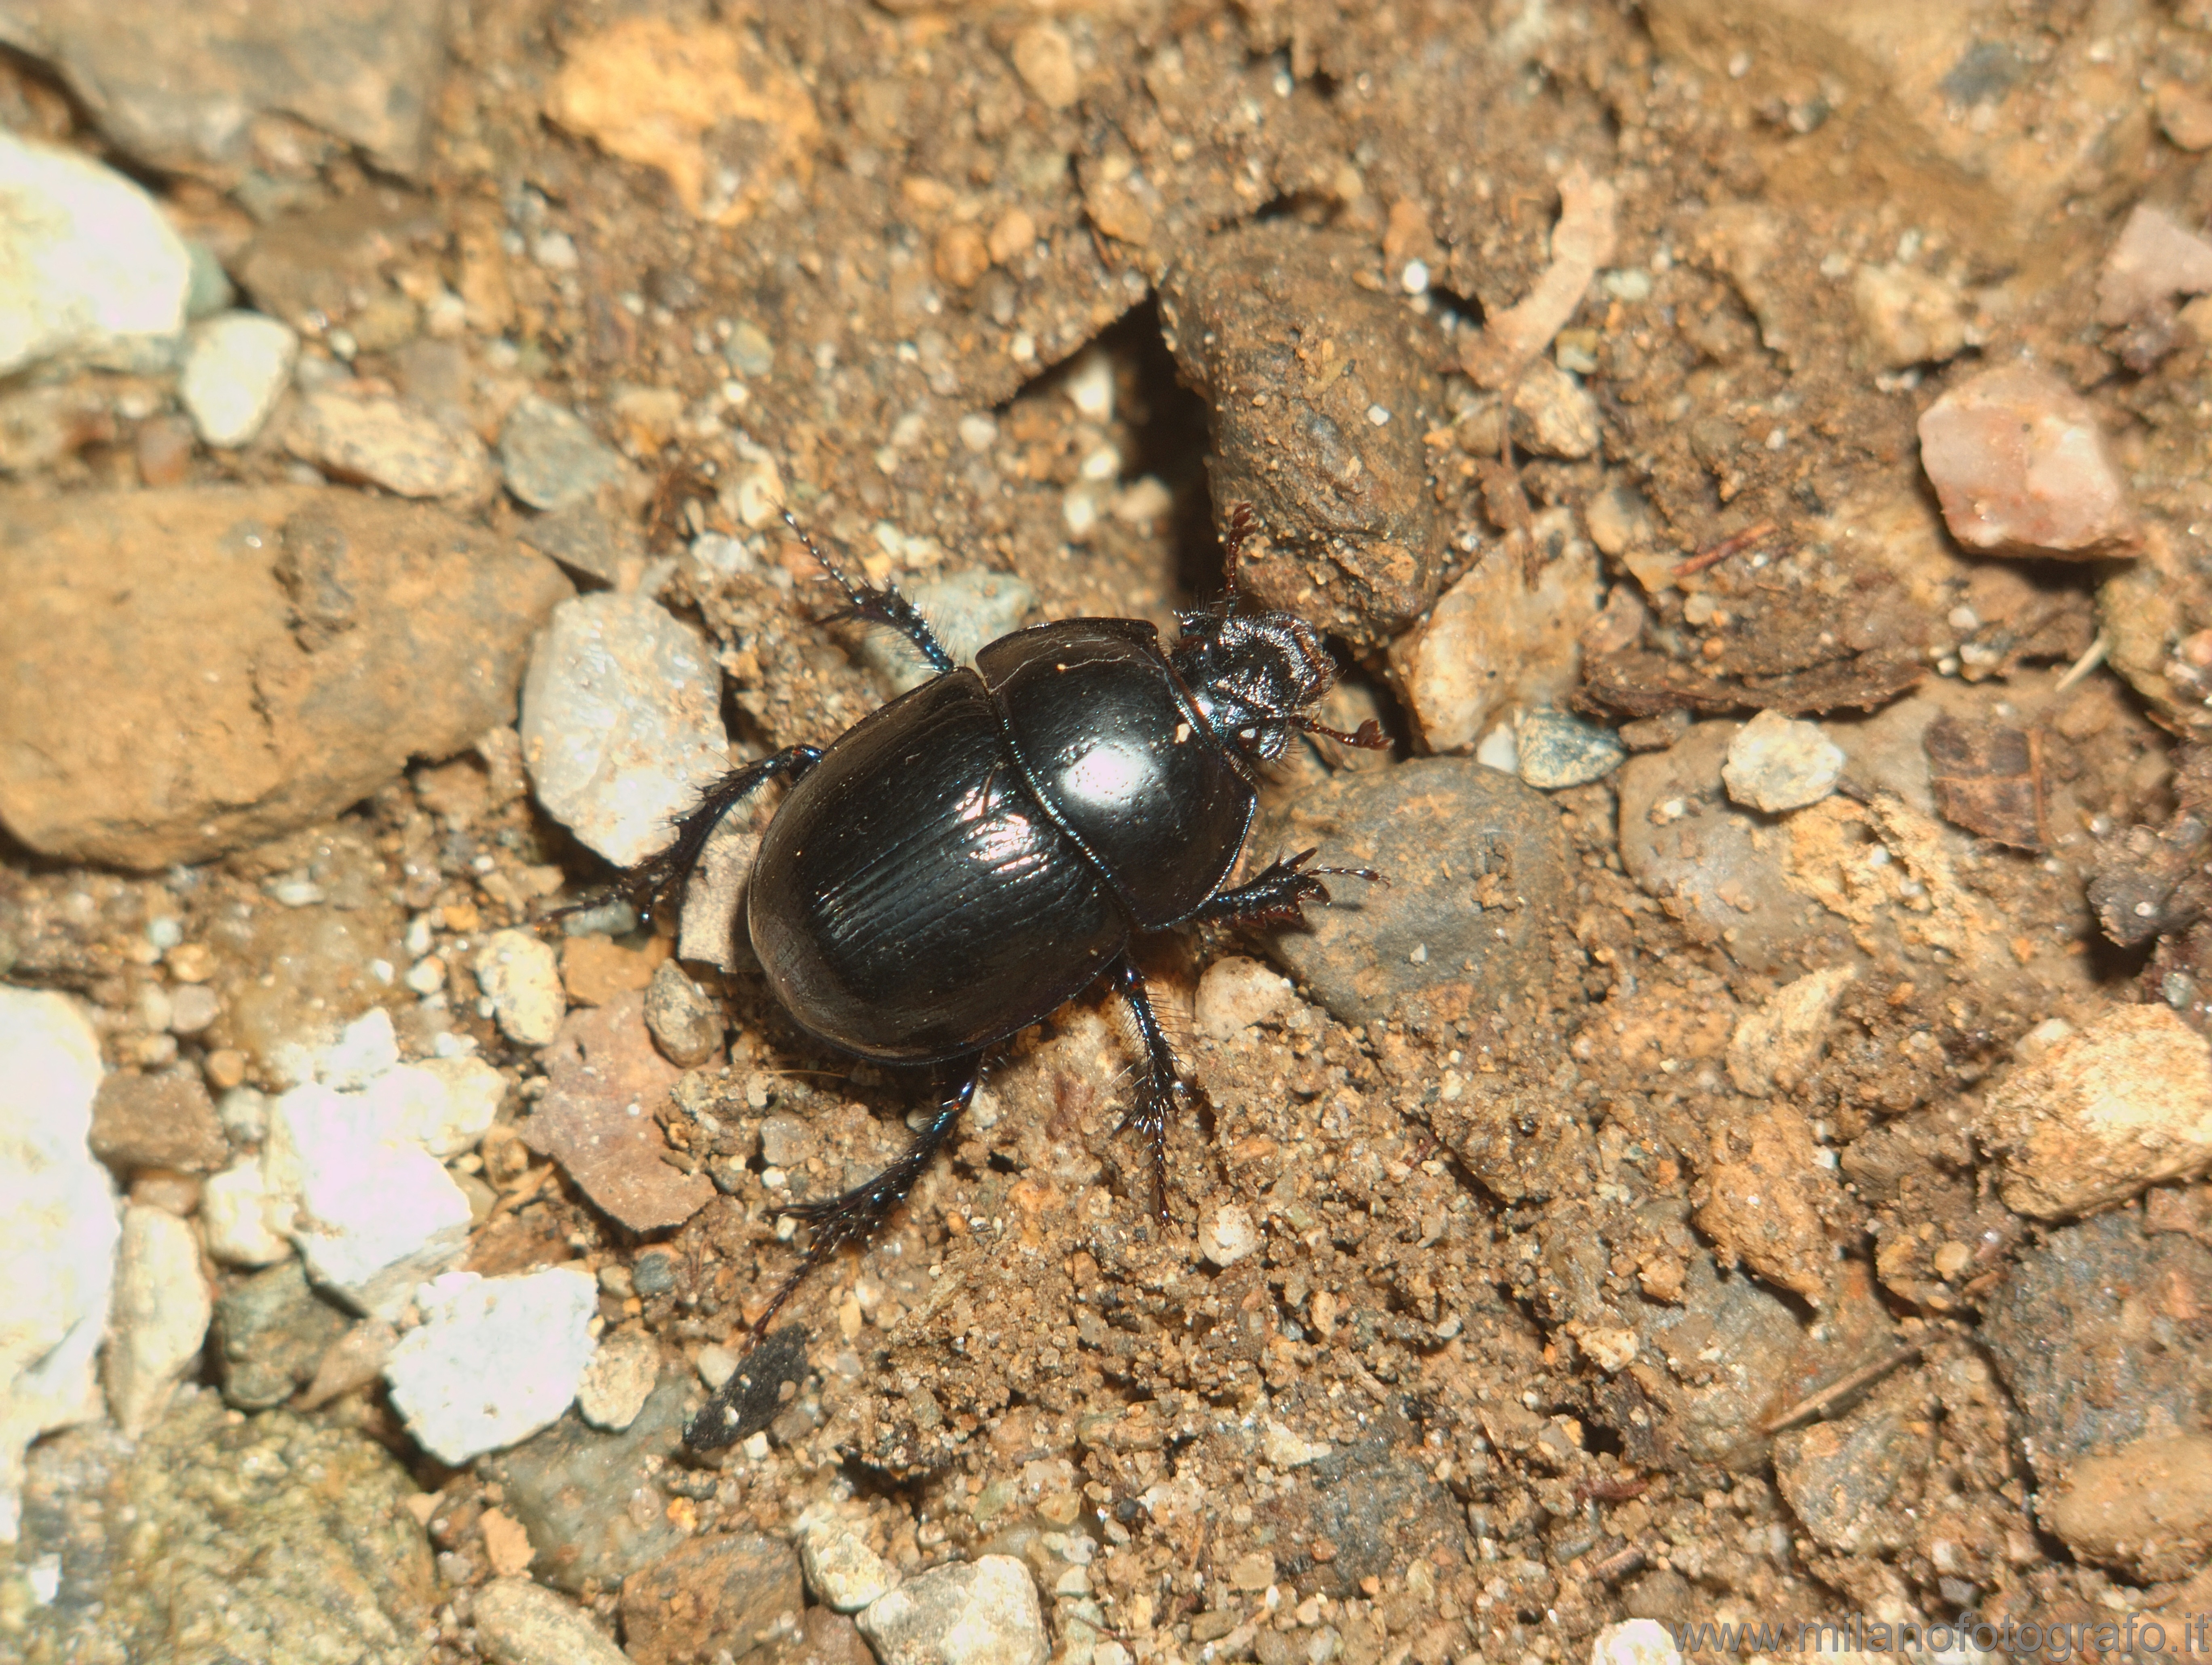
[[1171, 607, 1366, 764]]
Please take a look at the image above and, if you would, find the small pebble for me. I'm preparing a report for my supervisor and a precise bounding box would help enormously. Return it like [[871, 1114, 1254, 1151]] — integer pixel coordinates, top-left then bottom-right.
[[217, 1085, 269, 1142], [179, 310, 298, 447], [472, 1577, 628, 1665], [575, 1329, 660, 1431], [1917, 363, 2138, 559], [201, 1158, 293, 1267], [1721, 710, 1844, 812], [857, 1555, 1047, 1665], [2096, 204, 2212, 327], [799, 1509, 895, 1612], [286, 388, 496, 503], [101, 1203, 211, 1435], [1194, 956, 1295, 1039], [475, 931, 566, 1047], [724, 321, 774, 379], [643, 959, 723, 1066], [1592, 1619, 1685, 1665], [384, 1269, 599, 1463], [167, 983, 222, 1034], [1507, 360, 1600, 458], [1198, 1203, 1258, 1268], [499, 395, 624, 512], [631, 1247, 678, 1297], [1515, 709, 1626, 789]]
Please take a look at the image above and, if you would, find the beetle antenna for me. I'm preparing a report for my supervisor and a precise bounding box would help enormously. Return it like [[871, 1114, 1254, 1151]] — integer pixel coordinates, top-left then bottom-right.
[[1295, 715, 1389, 749], [1219, 502, 1259, 602]]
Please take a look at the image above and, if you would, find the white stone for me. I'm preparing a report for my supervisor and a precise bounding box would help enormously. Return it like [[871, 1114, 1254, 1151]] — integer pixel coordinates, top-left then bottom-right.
[[179, 310, 297, 446], [1593, 1619, 1684, 1665], [1261, 1418, 1330, 1468], [574, 1328, 659, 1431], [0, 131, 191, 376], [519, 593, 730, 867], [384, 1269, 598, 1463], [264, 1083, 471, 1317], [318, 1007, 399, 1090], [356, 1058, 505, 1158], [473, 931, 566, 1049], [1198, 1203, 1258, 1269], [859, 1554, 1047, 1665], [1195, 956, 1295, 1040], [798, 1505, 896, 1611], [1728, 967, 1857, 1096], [101, 1205, 211, 1435], [201, 1157, 293, 1267], [0, 989, 118, 1541], [1722, 710, 1845, 813]]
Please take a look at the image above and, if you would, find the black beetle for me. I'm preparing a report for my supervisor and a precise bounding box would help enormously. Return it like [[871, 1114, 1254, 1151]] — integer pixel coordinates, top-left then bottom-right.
[[631, 505, 1382, 1447]]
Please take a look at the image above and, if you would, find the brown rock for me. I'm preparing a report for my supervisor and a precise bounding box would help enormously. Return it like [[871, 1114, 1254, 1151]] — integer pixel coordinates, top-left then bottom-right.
[[1008, 23, 1079, 110], [2049, 1433, 2212, 1582], [1160, 222, 1450, 646], [1694, 1104, 1834, 1300], [0, 486, 571, 867], [90, 1070, 229, 1174], [522, 993, 713, 1232], [236, 189, 445, 336], [618, 1533, 803, 1665], [285, 389, 495, 504], [559, 936, 664, 1007], [1917, 364, 2138, 560], [1973, 1004, 2212, 1218]]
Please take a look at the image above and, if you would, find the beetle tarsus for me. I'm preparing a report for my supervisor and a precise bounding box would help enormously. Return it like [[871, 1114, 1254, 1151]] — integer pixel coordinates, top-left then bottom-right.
[[783, 508, 955, 674], [1112, 956, 1185, 1223], [1191, 847, 1382, 925]]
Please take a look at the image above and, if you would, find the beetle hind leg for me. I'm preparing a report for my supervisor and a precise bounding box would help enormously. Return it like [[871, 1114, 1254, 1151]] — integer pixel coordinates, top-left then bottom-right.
[[1112, 956, 1188, 1224]]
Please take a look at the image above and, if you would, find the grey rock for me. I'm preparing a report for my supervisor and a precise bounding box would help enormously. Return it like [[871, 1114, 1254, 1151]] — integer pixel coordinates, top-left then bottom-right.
[[1773, 1375, 1931, 1552], [1516, 709, 1626, 789], [500, 396, 625, 512], [1256, 1438, 1469, 1598], [101, 1205, 212, 1436], [1254, 758, 1569, 1027], [618, 1533, 805, 1664], [0, 0, 444, 178], [518, 498, 644, 588], [0, 131, 190, 376], [214, 1258, 352, 1410], [631, 1247, 679, 1297], [13, 1389, 433, 1664], [482, 1376, 694, 1592], [0, 988, 118, 1543], [520, 592, 730, 867], [644, 958, 723, 1067], [1983, 1209, 2212, 1482], [179, 310, 298, 447], [473, 1578, 627, 1665], [0, 486, 571, 868], [858, 1555, 1047, 1665], [89, 1069, 229, 1174]]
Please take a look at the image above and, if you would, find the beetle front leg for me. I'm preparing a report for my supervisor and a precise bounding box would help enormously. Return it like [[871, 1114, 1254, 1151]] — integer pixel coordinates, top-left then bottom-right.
[[783, 509, 956, 674], [1112, 955, 1187, 1224], [1189, 847, 1384, 926], [685, 1054, 981, 1451]]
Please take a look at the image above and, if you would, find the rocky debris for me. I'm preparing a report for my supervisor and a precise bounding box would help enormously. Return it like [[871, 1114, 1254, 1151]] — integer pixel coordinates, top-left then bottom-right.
[[0, 131, 190, 377], [854, 568, 1036, 695], [1252, 1437, 1471, 1597], [231, 187, 444, 339], [473, 1577, 627, 1665], [264, 1078, 471, 1317], [1391, 510, 1602, 752], [1256, 758, 1569, 1028], [1516, 709, 1626, 790], [201, 1156, 293, 1267], [0, 486, 570, 867], [2046, 1433, 2212, 1582], [383, 1269, 598, 1464], [574, 1332, 659, 1432], [1194, 955, 1296, 1040], [12, 1390, 431, 1663], [87, 1069, 229, 1174], [1983, 1209, 2212, 1479], [798, 1507, 895, 1612], [179, 310, 298, 447], [100, 1204, 211, 1435], [483, 1376, 694, 1592], [476, 929, 567, 1048], [523, 994, 714, 1233], [498, 396, 626, 512], [643, 959, 723, 1067], [546, 16, 821, 227], [1917, 364, 2138, 559], [2096, 205, 2212, 328], [519, 592, 730, 868], [1693, 1103, 1836, 1300], [286, 388, 497, 504], [1159, 223, 1448, 645], [1722, 710, 1845, 813], [213, 910, 407, 1092], [0, 0, 444, 178], [1507, 360, 1602, 459], [1727, 968, 1856, 1096], [857, 1554, 1048, 1665], [1973, 1005, 2212, 1218], [1459, 164, 1618, 388], [1773, 1376, 1931, 1553], [1850, 263, 1975, 371], [0, 988, 118, 1542], [1593, 1619, 1685, 1665], [1198, 1203, 1259, 1268], [560, 935, 664, 1007], [518, 499, 646, 589], [212, 1259, 352, 1410], [619, 1533, 804, 1665]]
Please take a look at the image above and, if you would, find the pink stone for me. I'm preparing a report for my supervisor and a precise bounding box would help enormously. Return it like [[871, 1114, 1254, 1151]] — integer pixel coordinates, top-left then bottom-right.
[[1917, 364, 2138, 560]]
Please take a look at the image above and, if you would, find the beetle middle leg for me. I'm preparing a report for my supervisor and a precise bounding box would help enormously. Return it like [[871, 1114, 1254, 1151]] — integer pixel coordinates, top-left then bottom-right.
[[1190, 846, 1383, 926], [1111, 954, 1188, 1222], [781, 508, 955, 674], [623, 744, 823, 914]]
